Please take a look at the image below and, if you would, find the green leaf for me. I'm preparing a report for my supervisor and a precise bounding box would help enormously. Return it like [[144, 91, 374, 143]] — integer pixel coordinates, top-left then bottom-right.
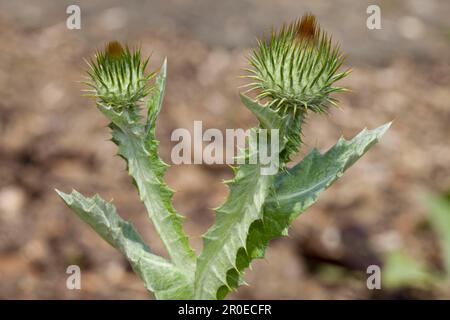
[[219, 122, 391, 297], [195, 163, 275, 299], [240, 94, 285, 132], [56, 189, 193, 299], [382, 194, 450, 289], [195, 122, 282, 299], [425, 194, 450, 275], [383, 250, 439, 289], [112, 125, 196, 271], [240, 93, 301, 164], [146, 58, 167, 135], [267, 122, 391, 217]]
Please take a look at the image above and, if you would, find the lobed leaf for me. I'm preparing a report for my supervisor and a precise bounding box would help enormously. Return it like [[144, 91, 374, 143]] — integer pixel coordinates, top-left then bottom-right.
[[194, 122, 282, 299], [56, 189, 193, 299], [218, 122, 391, 297]]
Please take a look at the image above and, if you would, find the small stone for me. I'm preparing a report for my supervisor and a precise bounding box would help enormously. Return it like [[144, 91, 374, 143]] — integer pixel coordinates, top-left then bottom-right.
[[0, 186, 26, 222]]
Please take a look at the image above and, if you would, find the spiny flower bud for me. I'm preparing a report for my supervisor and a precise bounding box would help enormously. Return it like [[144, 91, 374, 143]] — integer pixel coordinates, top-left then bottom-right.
[[246, 14, 349, 114], [86, 41, 154, 108]]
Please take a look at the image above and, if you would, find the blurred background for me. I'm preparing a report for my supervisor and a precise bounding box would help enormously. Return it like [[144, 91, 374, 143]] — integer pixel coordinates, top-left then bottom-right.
[[0, 0, 449, 299]]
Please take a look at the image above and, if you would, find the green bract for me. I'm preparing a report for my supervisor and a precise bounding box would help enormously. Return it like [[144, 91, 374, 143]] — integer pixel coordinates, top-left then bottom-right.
[[57, 15, 390, 300]]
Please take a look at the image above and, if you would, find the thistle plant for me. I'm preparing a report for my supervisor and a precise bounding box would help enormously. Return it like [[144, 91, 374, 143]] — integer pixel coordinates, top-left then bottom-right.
[[56, 14, 390, 300]]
